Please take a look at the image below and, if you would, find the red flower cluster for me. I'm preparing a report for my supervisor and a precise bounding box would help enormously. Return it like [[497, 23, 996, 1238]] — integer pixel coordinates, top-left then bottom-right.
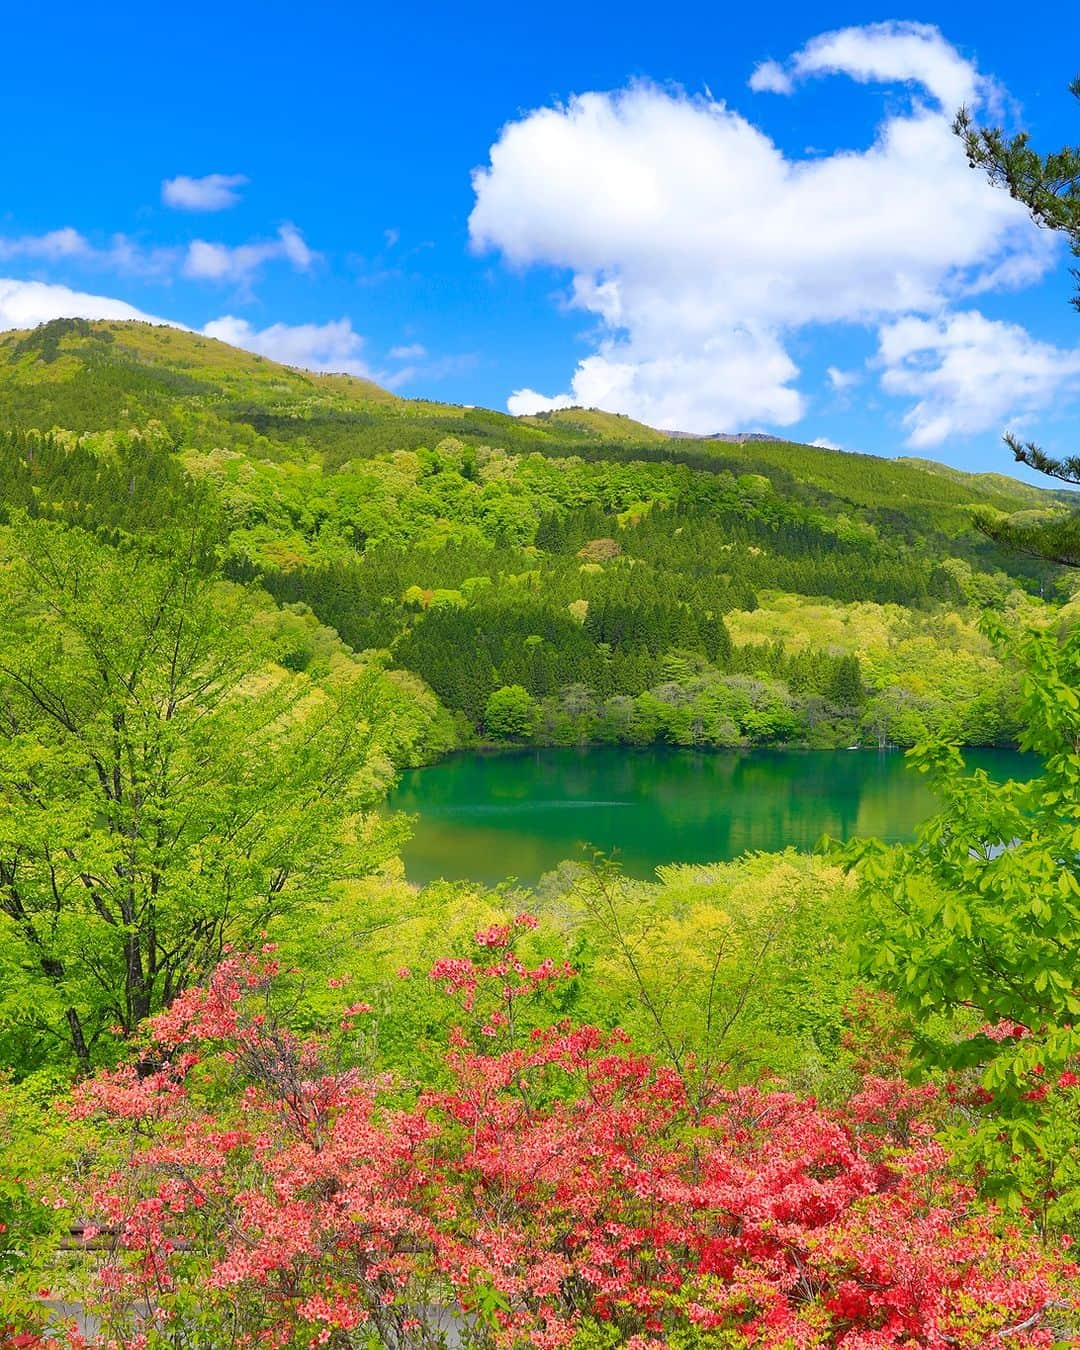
[[49, 930, 1078, 1349]]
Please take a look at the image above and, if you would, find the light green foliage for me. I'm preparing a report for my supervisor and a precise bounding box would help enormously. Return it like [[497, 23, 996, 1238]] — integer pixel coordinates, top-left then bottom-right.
[[484, 684, 539, 739], [0, 517, 425, 1075], [572, 1320, 741, 1350], [0, 1072, 85, 1327], [533, 852, 861, 1100], [730, 593, 1026, 747], [844, 617, 1080, 1228]]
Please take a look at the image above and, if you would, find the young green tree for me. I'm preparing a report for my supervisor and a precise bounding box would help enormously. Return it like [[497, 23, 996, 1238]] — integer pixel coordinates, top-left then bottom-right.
[[956, 85, 1080, 566], [0, 517, 402, 1075], [843, 616, 1080, 1230], [558, 853, 861, 1105], [483, 683, 538, 740]]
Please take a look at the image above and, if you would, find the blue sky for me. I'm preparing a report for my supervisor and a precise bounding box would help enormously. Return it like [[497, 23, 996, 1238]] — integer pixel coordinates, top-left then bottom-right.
[[2, 2, 1079, 474]]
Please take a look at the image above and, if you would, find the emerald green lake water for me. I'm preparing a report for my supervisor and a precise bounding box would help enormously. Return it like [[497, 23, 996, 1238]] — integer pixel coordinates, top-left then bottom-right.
[[388, 747, 1035, 888]]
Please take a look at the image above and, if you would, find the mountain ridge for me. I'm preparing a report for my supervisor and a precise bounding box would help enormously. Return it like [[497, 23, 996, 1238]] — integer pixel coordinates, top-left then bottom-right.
[[0, 318, 1066, 525]]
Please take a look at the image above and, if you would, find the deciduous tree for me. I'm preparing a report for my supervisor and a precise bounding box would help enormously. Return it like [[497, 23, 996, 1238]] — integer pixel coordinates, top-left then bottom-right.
[[844, 617, 1080, 1229], [0, 518, 402, 1075]]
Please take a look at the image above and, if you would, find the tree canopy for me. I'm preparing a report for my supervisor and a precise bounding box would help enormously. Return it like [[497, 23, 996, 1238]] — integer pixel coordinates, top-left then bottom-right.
[[0, 517, 412, 1074]]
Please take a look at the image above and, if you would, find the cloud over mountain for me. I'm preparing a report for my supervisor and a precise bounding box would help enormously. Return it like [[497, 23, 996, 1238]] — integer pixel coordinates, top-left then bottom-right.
[[0, 278, 172, 331], [201, 314, 372, 376], [471, 22, 1067, 441]]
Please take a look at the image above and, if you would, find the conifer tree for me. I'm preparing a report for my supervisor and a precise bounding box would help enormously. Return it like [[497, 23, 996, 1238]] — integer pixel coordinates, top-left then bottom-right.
[[956, 85, 1080, 565]]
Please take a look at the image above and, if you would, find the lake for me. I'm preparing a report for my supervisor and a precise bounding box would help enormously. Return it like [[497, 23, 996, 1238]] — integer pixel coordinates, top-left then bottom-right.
[[388, 746, 1035, 888]]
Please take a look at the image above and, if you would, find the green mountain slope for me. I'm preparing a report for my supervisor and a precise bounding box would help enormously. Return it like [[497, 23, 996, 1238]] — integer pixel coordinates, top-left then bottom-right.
[[897, 456, 1076, 509], [0, 316, 1072, 756], [0, 318, 1063, 527]]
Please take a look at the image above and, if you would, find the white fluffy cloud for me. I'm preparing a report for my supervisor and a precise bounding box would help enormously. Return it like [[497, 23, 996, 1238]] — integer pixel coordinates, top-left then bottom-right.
[[508, 328, 803, 427], [0, 277, 173, 331], [471, 23, 1059, 436], [752, 21, 988, 110], [202, 314, 372, 376], [878, 310, 1080, 447], [507, 388, 577, 416], [747, 60, 793, 96], [184, 224, 317, 286], [162, 173, 248, 211]]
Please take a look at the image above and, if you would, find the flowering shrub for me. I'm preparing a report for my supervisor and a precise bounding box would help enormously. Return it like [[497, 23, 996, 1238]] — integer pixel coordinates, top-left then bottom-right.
[[35, 926, 1080, 1348]]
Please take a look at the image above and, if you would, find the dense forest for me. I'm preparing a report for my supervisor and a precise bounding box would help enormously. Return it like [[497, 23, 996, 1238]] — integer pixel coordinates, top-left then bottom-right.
[[1, 319, 1079, 1346], [0, 319, 1073, 757]]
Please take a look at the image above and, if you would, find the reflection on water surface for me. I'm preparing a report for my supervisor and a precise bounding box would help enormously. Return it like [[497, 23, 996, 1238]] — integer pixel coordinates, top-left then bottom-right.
[[387, 746, 1035, 887]]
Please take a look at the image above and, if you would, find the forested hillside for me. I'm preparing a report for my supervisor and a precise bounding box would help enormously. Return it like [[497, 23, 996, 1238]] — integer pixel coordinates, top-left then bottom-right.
[[0, 318, 1073, 755], [2, 317, 1079, 1344]]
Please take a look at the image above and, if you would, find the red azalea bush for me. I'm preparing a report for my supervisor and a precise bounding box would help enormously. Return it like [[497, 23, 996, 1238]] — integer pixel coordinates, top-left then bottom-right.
[[36, 921, 1079, 1348]]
